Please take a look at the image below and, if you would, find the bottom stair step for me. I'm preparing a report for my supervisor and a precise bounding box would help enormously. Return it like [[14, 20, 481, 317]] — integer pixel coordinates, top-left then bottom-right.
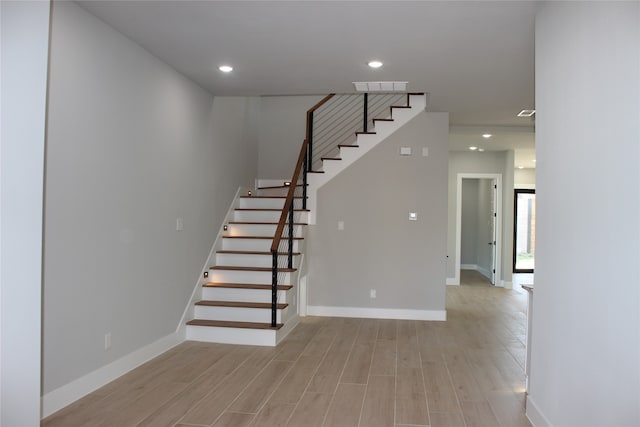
[[195, 300, 288, 309], [186, 319, 283, 330], [203, 282, 293, 291]]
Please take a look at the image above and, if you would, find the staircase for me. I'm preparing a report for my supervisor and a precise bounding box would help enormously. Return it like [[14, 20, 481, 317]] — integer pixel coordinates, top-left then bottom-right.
[[185, 92, 427, 346], [186, 192, 306, 346]]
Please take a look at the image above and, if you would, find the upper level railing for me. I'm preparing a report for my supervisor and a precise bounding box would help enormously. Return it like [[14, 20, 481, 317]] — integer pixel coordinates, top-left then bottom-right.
[[269, 92, 412, 326], [308, 93, 406, 171]]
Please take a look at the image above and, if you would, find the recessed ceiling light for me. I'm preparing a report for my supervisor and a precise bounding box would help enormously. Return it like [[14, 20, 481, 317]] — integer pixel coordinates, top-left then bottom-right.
[[219, 65, 233, 73], [517, 109, 536, 117], [469, 146, 478, 151], [478, 148, 485, 152], [518, 165, 525, 169], [368, 60, 383, 68], [482, 134, 492, 139]]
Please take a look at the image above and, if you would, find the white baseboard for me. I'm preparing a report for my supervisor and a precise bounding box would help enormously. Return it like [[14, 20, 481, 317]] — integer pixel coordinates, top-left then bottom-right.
[[41, 331, 184, 418], [460, 264, 477, 270], [500, 280, 513, 289], [307, 305, 446, 321], [446, 277, 459, 286], [526, 395, 553, 427]]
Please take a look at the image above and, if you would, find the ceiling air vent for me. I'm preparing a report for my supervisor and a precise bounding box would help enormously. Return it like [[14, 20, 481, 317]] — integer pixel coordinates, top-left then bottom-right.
[[353, 81, 408, 92]]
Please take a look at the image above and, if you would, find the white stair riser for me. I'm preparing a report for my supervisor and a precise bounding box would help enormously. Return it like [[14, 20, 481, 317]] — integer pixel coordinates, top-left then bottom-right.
[[216, 253, 299, 268], [222, 238, 301, 252], [210, 269, 292, 284], [239, 198, 285, 209], [233, 210, 282, 222], [257, 188, 290, 197], [186, 325, 277, 346], [226, 223, 304, 237], [202, 287, 287, 302], [233, 210, 309, 223], [194, 305, 285, 323]]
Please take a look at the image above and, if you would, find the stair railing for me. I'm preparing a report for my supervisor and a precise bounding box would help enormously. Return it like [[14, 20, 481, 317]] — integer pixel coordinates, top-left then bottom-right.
[[270, 92, 415, 326]]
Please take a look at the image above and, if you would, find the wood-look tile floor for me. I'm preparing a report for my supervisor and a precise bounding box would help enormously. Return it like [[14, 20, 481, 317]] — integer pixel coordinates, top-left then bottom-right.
[[43, 271, 531, 427]]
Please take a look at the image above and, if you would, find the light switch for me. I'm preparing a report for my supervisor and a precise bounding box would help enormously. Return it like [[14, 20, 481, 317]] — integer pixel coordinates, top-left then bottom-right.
[[422, 147, 429, 157], [176, 217, 183, 231], [338, 221, 344, 231], [409, 212, 418, 221], [400, 147, 412, 156]]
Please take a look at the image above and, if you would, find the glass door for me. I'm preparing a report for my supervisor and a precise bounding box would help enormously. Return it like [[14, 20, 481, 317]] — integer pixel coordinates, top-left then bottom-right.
[[513, 189, 535, 273]]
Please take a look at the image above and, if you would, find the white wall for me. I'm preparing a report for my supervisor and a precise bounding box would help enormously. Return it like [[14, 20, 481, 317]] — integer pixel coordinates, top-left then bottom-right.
[[529, 2, 639, 426], [258, 95, 323, 179], [307, 112, 449, 317], [515, 168, 536, 189], [447, 151, 514, 285], [43, 1, 258, 399], [1, 1, 51, 424]]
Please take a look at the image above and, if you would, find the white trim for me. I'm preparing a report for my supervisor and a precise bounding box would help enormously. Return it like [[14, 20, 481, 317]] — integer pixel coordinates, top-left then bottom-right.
[[307, 305, 446, 321], [515, 184, 536, 190], [41, 331, 183, 418], [178, 187, 244, 329], [446, 278, 459, 286], [499, 280, 513, 289], [460, 263, 477, 270], [525, 395, 553, 427], [455, 173, 503, 287]]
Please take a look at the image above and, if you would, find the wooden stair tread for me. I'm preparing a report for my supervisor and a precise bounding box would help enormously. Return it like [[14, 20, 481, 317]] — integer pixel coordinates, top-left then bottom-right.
[[373, 118, 394, 122], [240, 196, 305, 199], [210, 266, 296, 272], [321, 157, 342, 161], [235, 208, 310, 212], [195, 300, 288, 309], [217, 250, 301, 255], [258, 184, 306, 190], [203, 282, 293, 290], [390, 105, 411, 109], [338, 144, 359, 148], [222, 235, 303, 240], [307, 170, 325, 174], [228, 221, 308, 225], [187, 319, 283, 330], [355, 131, 376, 135]]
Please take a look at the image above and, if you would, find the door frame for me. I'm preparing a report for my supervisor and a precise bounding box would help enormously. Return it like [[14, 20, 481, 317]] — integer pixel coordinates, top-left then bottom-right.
[[513, 188, 536, 273], [455, 173, 503, 286]]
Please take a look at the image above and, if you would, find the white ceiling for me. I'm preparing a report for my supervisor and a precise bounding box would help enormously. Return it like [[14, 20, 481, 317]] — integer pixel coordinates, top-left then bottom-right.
[[77, 0, 538, 167]]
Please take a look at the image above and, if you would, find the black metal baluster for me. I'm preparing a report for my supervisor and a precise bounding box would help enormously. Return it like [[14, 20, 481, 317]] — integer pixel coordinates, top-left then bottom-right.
[[303, 145, 308, 210], [308, 111, 314, 171], [288, 202, 294, 269], [271, 251, 277, 327], [363, 93, 369, 132]]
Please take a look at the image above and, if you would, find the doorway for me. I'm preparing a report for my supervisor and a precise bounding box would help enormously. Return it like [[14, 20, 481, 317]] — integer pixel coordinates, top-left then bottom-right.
[[513, 189, 536, 273], [455, 173, 503, 286]]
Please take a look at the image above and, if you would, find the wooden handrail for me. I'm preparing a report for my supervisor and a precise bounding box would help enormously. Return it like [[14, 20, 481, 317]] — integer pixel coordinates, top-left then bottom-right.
[[271, 139, 309, 253], [306, 94, 336, 152]]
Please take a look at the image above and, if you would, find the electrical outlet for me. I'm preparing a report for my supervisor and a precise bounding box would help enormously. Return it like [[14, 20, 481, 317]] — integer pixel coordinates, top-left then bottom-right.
[[104, 333, 111, 350], [422, 147, 429, 157], [338, 221, 344, 231], [370, 289, 376, 299], [176, 217, 183, 231]]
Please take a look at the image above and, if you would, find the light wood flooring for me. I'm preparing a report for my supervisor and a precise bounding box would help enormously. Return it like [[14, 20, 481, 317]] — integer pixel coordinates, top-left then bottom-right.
[[43, 271, 531, 427]]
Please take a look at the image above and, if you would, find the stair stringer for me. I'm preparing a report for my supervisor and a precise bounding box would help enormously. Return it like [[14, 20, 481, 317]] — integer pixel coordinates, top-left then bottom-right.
[[306, 93, 428, 224]]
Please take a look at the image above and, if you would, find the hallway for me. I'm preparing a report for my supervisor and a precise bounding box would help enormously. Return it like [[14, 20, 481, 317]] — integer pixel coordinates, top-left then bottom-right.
[[43, 278, 531, 427]]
